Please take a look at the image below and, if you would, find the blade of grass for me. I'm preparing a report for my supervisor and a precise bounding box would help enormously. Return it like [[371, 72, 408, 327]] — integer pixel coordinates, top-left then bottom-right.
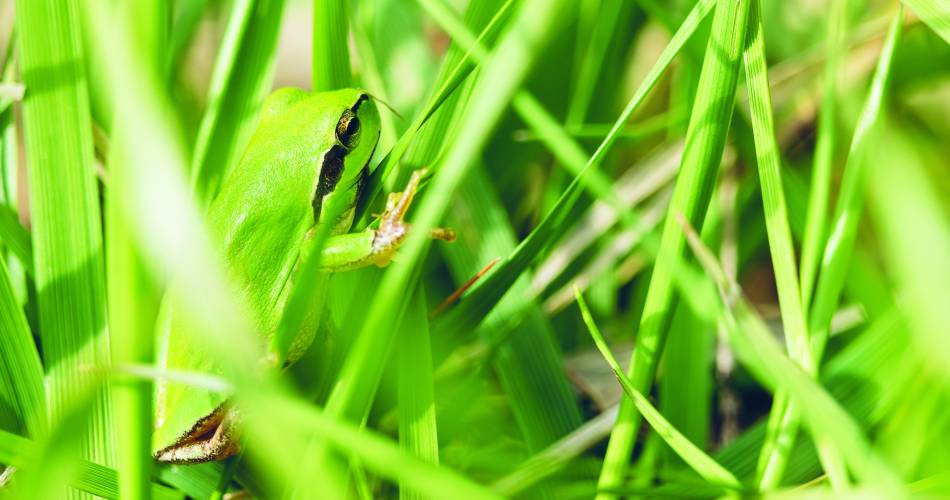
[[901, 0, 950, 44], [575, 287, 744, 493], [0, 257, 44, 437], [740, 0, 833, 489], [312, 0, 351, 91], [105, 2, 168, 499], [596, 1, 751, 496], [190, 0, 287, 202], [16, 0, 115, 479], [397, 286, 439, 500], [808, 5, 903, 375], [799, 0, 847, 312]]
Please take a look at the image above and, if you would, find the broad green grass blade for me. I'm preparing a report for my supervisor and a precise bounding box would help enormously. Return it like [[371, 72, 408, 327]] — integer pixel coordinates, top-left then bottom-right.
[[679, 220, 904, 494], [16, 0, 115, 479], [575, 288, 743, 493], [901, 0, 950, 44], [190, 0, 287, 202], [397, 286, 439, 500], [104, 2, 168, 499], [308, 0, 571, 491], [808, 6, 903, 368], [313, 0, 351, 91], [0, 258, 44, 437], [799, 0, 846, 312], [0, 203, 33, 276], [431, 0, 717, 337], [597, 1, 750, 496], [740, 0, 824, 489]]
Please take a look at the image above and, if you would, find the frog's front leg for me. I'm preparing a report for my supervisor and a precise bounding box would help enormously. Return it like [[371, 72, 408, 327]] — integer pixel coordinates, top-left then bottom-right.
[[319, 169, 455, 272]]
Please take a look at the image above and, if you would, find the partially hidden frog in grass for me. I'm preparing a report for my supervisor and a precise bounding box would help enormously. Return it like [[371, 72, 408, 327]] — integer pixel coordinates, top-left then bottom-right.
[[153, 88, 453, 463]]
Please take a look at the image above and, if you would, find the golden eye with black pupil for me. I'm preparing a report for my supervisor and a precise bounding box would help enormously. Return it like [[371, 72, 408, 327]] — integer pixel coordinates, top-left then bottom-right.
[[336, 109, 361, 149]]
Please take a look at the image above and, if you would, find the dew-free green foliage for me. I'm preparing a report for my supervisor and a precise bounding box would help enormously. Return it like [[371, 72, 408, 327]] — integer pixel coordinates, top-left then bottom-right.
[[2, 0, 950, 498]]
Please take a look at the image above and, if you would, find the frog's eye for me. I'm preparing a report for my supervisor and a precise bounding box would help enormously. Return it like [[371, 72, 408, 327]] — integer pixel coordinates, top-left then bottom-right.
[[336, 109, 361, 149]]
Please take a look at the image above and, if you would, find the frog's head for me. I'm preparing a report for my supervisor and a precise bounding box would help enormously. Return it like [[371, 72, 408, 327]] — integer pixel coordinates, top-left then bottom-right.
[[256, 87, 382, 233]]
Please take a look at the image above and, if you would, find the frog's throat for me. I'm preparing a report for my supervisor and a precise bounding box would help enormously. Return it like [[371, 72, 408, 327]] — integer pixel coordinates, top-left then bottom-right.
[[154, 404, 238, 464]]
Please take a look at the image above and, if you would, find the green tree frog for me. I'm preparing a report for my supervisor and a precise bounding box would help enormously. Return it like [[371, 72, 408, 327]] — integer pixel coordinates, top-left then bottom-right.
[[152, 88, 452, 463]]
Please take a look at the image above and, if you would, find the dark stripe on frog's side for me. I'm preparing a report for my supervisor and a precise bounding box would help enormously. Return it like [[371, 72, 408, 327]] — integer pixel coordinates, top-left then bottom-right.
[[311, 93, 371, 222]]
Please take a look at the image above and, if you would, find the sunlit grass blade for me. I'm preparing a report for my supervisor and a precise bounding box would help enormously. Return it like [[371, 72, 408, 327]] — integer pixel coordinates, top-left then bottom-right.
[[0, 258, 44, 437], [575, 287, 743, 493], [740, 0, 822, 489], [312, 0, 351, 91], [597, 1, 751, 495], [190, 0, 287, 202], [397, 287, 439, 500], [103, 2, 168, 499], [16, 0, 115, 479], [799, 0, 846, 313], [901, 0, 950, 44], [808, 5, 903, 368]]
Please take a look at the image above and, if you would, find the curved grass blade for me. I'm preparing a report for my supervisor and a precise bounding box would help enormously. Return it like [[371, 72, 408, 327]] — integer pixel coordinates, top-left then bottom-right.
[[901, 0, 950, 44], [0, 203, 33, 276], [576, 288, 744, 494]]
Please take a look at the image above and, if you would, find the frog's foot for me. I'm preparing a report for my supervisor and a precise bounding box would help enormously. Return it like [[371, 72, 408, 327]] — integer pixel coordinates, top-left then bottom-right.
[[369, 169, 455, 266], [154, 406, 240, 464]]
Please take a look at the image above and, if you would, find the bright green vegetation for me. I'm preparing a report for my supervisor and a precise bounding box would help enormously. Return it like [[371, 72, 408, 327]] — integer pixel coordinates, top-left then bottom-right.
[[1, 0, 950, 498]]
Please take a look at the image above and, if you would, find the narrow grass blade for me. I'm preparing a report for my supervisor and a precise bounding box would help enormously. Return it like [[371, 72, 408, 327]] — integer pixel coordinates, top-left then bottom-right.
[[312, 0, 351, 91], [740, 0, 820, 489], [799, 0, 847, 312], [597, 1, 751, 495], [576, 288, 744, 493], [105, 2, 168, 499], [190, 0, 287, 202], [808, 6, 903, 368], [0, 258, 44, 437], [397, 286, 439, 500], [16, 0, 115, 475], [0, 203, 33, 276]]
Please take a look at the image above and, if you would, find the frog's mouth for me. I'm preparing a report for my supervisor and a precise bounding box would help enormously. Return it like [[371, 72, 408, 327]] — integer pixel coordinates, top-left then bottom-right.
[[154, 405, 238, 464]]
